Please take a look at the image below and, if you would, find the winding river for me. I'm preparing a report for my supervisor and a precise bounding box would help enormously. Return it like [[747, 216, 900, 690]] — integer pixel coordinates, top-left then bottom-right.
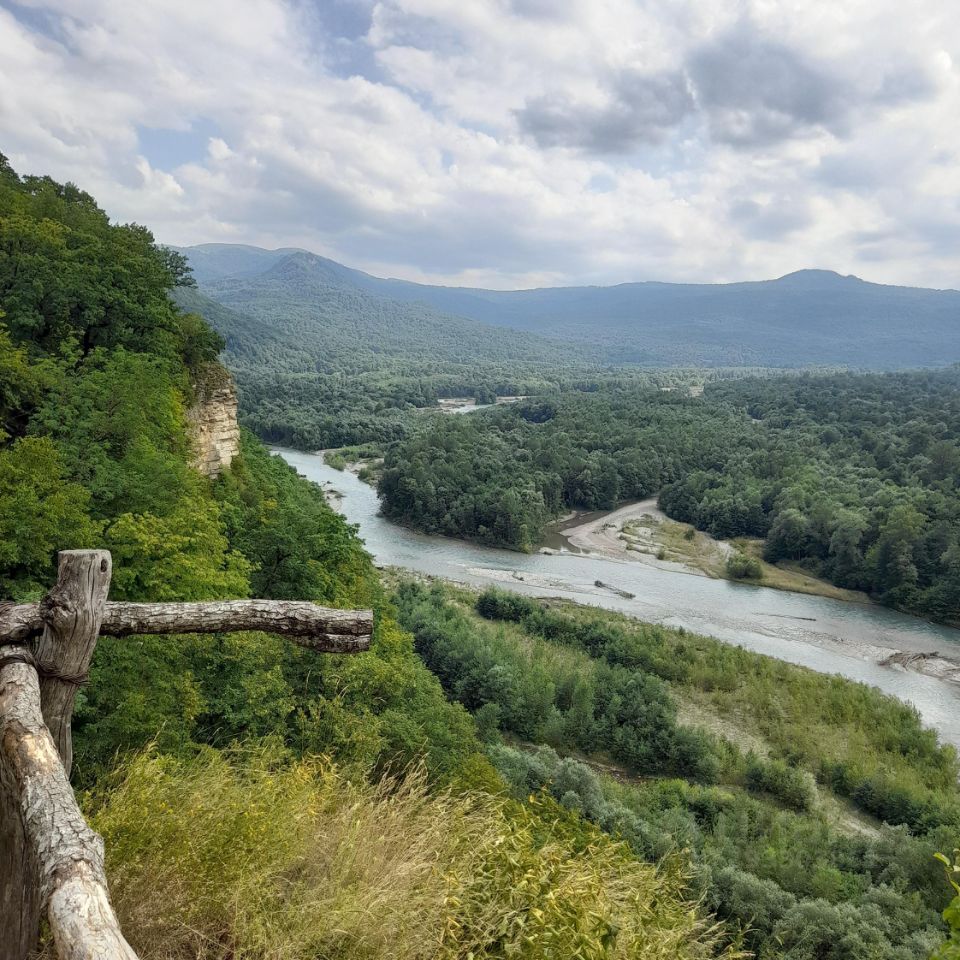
[[276, 449, 960, 750]]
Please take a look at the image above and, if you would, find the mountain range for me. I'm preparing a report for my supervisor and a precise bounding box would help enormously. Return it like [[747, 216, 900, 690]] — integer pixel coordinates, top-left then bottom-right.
[[175, 243, 960, 369]]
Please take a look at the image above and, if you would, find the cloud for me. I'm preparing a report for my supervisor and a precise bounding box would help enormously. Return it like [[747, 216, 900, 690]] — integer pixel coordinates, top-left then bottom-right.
[[517, 70, 694, 152], [0, 0, 958, 290], [688, 25, 851, 146], [516, 18, 941, 154]]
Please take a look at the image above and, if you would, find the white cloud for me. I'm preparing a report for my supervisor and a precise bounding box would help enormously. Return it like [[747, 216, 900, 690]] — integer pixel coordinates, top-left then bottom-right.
[[0, 0, 959, 288]]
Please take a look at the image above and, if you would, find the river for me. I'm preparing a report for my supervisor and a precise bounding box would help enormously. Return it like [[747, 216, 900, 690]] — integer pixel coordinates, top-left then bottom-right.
[[276, 448, 960, 750]]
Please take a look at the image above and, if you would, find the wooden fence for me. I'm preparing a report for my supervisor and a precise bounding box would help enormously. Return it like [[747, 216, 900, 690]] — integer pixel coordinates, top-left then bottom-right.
[[0, 550, 373, 960]]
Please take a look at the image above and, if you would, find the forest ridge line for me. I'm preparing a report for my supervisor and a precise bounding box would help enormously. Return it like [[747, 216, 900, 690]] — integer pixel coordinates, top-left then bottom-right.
[[177, 243, 960, 370]]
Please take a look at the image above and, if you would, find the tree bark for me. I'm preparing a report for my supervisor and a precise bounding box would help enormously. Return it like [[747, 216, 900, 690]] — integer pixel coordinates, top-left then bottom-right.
[[1, 600, 374, 652], [0, 650, 39, 960], [0, 603, 43, 642], [0, 648, 137, 960], [100, 600, 373, 649], [34, 551, 113, 778]]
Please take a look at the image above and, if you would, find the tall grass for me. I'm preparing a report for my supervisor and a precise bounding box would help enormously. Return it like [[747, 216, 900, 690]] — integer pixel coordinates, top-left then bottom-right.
[[79, 745, 735, 960]]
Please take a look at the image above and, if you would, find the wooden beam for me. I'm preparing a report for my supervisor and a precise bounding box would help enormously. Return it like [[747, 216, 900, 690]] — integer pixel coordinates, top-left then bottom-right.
[[0, 600, 374, 651], [100, 600, 373, 650], [0, 647, 137, 960], [0, 603, 43, 642]]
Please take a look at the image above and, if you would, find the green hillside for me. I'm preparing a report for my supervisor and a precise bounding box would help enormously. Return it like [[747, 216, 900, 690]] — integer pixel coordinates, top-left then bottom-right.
[[173, 257, 602, 448]]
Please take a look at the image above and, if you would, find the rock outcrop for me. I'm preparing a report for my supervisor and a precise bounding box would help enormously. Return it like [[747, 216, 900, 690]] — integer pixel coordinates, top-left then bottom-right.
[[187, 363, 240, 477]]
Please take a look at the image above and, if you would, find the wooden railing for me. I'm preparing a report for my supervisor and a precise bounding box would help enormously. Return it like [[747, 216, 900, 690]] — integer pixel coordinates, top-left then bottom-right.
[[0, 550, 373, 960]]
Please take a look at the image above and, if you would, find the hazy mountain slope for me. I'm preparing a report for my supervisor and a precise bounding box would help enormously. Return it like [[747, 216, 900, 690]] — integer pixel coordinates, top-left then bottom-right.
[[182, 251, 599, 372], [178, 244, 960, 368], [172, 243, 306, 286]]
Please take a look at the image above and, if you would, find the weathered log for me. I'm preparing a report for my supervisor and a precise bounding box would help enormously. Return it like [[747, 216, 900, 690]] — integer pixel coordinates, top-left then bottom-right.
[[34, 551, 113, 777], [101, 600, 374, 648], [2, 551, 112, 960], [0, 647, 136, 960], [0, 600, 374, 651], [0, 650, 39, 959], [0, 603, 43, 642]]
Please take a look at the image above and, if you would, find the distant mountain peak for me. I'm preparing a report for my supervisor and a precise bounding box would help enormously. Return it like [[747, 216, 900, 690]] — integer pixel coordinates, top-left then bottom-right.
[[773, 269, 861, 286]]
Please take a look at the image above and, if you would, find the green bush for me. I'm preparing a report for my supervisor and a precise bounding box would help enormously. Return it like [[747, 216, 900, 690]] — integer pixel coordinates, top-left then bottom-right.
[[931, 851, 960, 959], [725, 551, 763, 580], [744, 756, 816, 811]]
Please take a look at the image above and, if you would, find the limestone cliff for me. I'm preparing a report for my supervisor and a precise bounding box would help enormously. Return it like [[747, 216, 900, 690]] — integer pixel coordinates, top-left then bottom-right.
[[187, 362, 240, 478]]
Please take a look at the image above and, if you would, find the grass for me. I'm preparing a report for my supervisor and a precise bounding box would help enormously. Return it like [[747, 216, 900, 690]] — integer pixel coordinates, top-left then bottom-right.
[[730, 538, 869, 603], [78, 744, 736, 960], [619, 514, 869, 603]]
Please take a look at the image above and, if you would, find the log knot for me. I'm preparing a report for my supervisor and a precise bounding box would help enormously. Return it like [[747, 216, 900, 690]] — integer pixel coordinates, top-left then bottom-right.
[[34, 660, 90, 686], [38, 589, 77, 632], [41, 841, 106, 910]]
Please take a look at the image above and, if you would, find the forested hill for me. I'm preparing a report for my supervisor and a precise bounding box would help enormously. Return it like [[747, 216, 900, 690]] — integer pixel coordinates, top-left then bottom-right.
[[177, 243, 960, 368], [171, 249, 602, 449], [176, 247, 599, 371]]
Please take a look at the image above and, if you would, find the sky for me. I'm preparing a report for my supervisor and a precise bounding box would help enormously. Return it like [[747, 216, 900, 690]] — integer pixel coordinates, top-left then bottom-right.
[[1, 0, 959, 290]]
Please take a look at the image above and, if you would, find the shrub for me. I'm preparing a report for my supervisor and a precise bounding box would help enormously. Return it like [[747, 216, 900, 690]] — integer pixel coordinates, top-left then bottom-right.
[[931, 850, 960, 960], [725, 551, 762, 580], [744, 756, 816, 812]]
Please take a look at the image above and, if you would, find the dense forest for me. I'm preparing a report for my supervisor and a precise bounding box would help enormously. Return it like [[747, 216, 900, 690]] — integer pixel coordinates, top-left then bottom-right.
[[379, 372, 960, 622], [0, 156, 739, 958], [177, 248, 835, 451], [395, 581, 960, 960]]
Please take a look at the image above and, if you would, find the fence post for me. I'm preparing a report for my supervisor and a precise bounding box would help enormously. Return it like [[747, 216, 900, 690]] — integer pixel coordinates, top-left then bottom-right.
[[34, 550, 112, 776], [0, 685, 37, 960], [0, 550, 111, 960], [0, 547, 371, 960]]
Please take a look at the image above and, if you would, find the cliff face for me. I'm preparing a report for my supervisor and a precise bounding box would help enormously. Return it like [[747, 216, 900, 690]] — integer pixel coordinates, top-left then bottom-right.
[[188, 363, 240, 477]]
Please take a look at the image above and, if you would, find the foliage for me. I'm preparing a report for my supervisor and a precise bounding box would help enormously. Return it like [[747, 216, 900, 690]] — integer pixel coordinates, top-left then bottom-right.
[[381, 371, 960, 620], [397, 582, 960, 959], [931, 851, 960, 960], [471, 587, 960, 820], [78, 746, 733, 960], [395, 581, 719, 782], [743, 755, 815, 812], [726, 552, 762, 580], [0, 436, 101, 595]]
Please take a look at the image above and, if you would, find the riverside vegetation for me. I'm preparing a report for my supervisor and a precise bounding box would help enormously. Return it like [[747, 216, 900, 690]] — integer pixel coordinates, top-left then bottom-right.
[[2, 154, 958, 957], [394, 581, 960, 959], [378, 375, 960, 623]]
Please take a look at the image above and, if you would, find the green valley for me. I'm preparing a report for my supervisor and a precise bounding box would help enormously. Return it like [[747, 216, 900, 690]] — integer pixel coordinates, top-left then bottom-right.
[[2, 155, 958, 960]]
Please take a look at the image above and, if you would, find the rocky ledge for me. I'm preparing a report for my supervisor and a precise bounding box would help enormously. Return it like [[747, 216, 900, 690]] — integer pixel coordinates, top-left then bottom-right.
[[188, 362, 240, 478]]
